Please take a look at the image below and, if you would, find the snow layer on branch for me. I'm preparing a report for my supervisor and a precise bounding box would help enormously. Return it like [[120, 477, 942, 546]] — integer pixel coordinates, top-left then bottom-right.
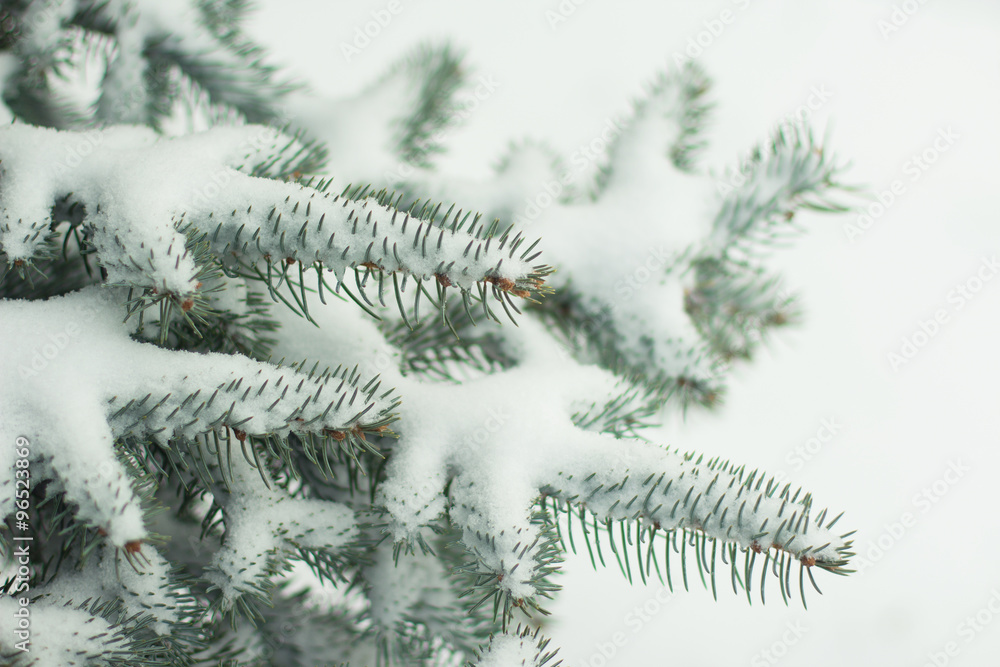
[[0, 286, 396, 545], [38, 544, 182, 634], [542, 431, 851, 568], [201, 177, 543, 297], [287, 83, 410, 186], [0, 544, 189, 665], [404, 141, 571, 231], [0, 124, 548, 315], [287, 44, 465, 183], [0, 597, 115, 667], [206, 454, 356, 610], [0, 123, 241, 292], [267, 296, 613, 598], [473, 627, 558, 667], [475, 634, 541, 667], [480, 69, 721, 389], [391, 65, 844, 408], [270, 289, 850, 608], [0, 288, 147, 544]]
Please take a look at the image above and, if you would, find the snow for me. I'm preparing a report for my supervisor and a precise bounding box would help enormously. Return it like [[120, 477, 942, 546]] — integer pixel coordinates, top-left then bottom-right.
[[363, 545, 459, 634], [34, 543, 182, 634], [0, 55, 19, 124], [0, 123, 197, 293], [270, 288, 846, 603], [0, 121, 547, 314], [0, 287, 148, 545], [0, 597, 115, 667], [244, 1, 1000, 663], [15, 0, 76, 57], [206, 454, 356, 610], [286, 80, 413, 187], [0, 286, 395, 549], [316, 63, 746, 397], [474, 629, 547, 667], [2, 0, 994, 663]]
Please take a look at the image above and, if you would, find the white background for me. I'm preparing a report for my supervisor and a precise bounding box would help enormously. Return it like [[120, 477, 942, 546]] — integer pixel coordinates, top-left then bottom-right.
[[248, 2, 1000, 664]]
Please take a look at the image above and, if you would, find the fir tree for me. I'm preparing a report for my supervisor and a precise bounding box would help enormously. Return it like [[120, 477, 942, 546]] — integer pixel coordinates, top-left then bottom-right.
[[0, 2, 855, 665]]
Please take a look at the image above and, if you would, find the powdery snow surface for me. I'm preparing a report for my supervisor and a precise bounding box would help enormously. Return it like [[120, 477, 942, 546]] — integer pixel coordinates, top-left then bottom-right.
[[286, 68, 423, 185], [474, 633, 544, 667], [0, 123, 227, 293], [0, 599, 115, 667], [0, 541, 184, 663], [205, 455, 356, 610]]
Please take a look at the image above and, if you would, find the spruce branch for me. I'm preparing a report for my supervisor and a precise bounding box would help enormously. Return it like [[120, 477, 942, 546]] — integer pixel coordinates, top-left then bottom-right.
[[385, 44, 466, 167], [470, 625, 563, 667], [595, 61, 712, 195], [686, 256, 799, 360], [288, 43, 468, 186], [273, 302, 853, 628], [362, 542, 491, 665], [0, 124, 551, 325], [395, 64, 852, 413], [708, 124, 852, 258], [0, 287, 399, 547], [5, 0, 294, 126], [0, 1, 860, 663], [542, 437, 854, 607], [199, 179, 553, 324], [203, 452, 358, 616], [0, 572, 196, 666]]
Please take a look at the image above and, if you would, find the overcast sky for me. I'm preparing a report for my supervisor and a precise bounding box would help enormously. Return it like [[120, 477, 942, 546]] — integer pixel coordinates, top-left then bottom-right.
[[249, 2, 1000, 663]]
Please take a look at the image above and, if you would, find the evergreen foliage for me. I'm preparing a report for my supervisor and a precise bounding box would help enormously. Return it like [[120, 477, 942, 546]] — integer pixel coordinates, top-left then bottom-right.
[[0, 2, 855, 665]]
